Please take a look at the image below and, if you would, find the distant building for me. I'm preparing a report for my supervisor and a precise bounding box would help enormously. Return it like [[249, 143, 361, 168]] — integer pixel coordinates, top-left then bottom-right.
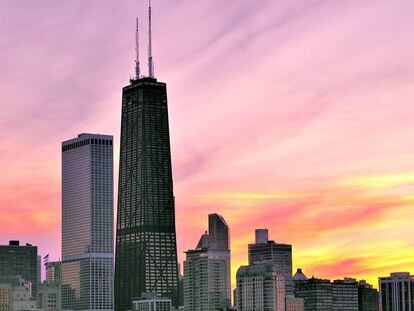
[[358, 280, 378, 311], [294, 277, 332, 311], [183, 214, 231, 311], [0, 241, 38, 297], [379, 272, 414, 311], [37, 282, 61, 311], [0, 283, 12, 311], [45, 262, 61, 285], [286, 296, 304, 311], [61, 133, 114, 311], [132, 293, 171, 311], [332, 278, 358, 311], [235, 262, 285, 311], [248, 229, 293, 296]]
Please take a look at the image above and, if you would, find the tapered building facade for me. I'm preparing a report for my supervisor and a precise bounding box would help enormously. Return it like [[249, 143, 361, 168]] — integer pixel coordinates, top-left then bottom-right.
[[61, 133, 114, 311], [115, 77, 179, 310]]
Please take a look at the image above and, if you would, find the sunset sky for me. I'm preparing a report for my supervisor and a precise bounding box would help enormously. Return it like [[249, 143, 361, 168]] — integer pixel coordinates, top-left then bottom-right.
[[1, 0, 414, 287]]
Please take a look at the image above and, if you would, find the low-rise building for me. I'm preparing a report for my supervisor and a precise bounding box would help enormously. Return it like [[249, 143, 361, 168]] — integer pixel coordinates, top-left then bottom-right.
[[286, 296, 304, 311], [132, 293, 171, 311]]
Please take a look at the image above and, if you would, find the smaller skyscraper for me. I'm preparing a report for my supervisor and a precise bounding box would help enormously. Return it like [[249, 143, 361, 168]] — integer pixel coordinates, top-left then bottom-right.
[[358, 280, 378, 311], [235, 262, 286, 311], [0, 241, 38, 297], [379, 272, 414, 311], [183, 214, 231, 311], [248, 229, 293, 296], [62, 133, 114, 311]]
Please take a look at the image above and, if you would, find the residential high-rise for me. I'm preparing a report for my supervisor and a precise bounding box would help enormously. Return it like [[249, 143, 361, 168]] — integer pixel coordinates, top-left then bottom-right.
[[379, 272, 414, 311], [332, 278, 358, 311], [0, 241, 38, 297], [358, 280, 378, 311], [183, 214, 231, 311], [248, 229, 293, 296], [61, 133, 114, 311], [114, 6, 179, 308], [235, 262, 286, 311], [294, 278, 333, 311]]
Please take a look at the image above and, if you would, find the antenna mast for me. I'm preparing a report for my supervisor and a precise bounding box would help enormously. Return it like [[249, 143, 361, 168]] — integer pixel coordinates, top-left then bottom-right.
[[148, 0, 154, 77], [135, 18, 140, 80]]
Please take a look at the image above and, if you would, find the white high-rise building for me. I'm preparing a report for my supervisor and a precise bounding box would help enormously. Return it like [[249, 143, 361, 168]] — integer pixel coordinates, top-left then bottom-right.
[[61, 133, 114, 311], [184, 214, 231, 311], [379, 272, 414, 311], [235, 262, 285, 311]]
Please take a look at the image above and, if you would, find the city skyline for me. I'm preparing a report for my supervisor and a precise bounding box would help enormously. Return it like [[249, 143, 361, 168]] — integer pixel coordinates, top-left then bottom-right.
[[1, 0, 414, 291]]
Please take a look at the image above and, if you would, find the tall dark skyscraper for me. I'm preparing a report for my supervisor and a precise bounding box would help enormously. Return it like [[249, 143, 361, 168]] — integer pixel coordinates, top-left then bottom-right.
[[114, 4, 179, 309]]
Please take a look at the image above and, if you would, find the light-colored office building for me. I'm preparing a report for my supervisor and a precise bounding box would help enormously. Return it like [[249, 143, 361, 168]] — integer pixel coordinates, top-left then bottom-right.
[[184, 214, 231, 311], [379, 272, 414, 311], [61, 133, 114, 311], [248, 229, 293, 297], [235, 262, 286, 311], [286, 296, 304, 311], [132, 293, 171, 311]]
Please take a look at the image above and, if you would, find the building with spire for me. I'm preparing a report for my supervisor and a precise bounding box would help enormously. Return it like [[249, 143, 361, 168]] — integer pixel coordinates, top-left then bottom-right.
[[114, 2, 179, 309]]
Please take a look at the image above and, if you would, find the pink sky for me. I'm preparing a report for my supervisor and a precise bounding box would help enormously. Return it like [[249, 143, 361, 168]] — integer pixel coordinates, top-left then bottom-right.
[[1, 0, 414, 287]]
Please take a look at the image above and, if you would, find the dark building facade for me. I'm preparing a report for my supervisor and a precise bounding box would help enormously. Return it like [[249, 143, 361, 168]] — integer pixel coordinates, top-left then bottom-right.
[[248, 229, 293, 296], [115, 77, 179, 310], [294, 278, 333, 311], [332, 278, 358, 311], [0, 241, 38, 296], [208, 213, 230, 250], [358, 280, 378, 311]]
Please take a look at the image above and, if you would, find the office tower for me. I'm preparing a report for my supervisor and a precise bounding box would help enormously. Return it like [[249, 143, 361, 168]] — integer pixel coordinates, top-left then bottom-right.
[[132, 293, 171, 311], [379, 272, 414, 311], [294, 278, 333, 311], [0, 241, 38, 296], [332, 278, 358, 311], [248, 229, 293, 296], [0, 276, 36, 311], [45, 262, 62, 285], [286, 296, 305, 311], [61, 133, 114, 311], [208, 213, 230, 250], [235, 262, 286, 311], [183, 214, 231, 311], [358, 280, 378, 311], [114, 4, 179, 309]]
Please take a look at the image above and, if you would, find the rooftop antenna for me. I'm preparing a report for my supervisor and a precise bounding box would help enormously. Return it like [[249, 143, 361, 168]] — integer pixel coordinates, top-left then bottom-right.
[[148, 0, 154, 77], [135, 18, 140, 80]]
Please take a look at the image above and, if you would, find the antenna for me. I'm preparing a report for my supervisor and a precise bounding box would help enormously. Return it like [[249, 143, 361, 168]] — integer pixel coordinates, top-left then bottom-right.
[[148, 0, 154, 77], [135, 18, 140, 80]]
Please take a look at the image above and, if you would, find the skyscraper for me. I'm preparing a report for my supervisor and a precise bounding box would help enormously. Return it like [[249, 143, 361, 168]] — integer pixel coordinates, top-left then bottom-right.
[[358, 280, 378, 311], [61, 133, 114, 311], [0, 241, 38, 297], [294, 277, 333, 311], [114, 4, 179, 309], [332, 278, 358, 311], [183, 214, 231, 311], [248, 229, 293, 296], [379, 272, 414, 311]]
